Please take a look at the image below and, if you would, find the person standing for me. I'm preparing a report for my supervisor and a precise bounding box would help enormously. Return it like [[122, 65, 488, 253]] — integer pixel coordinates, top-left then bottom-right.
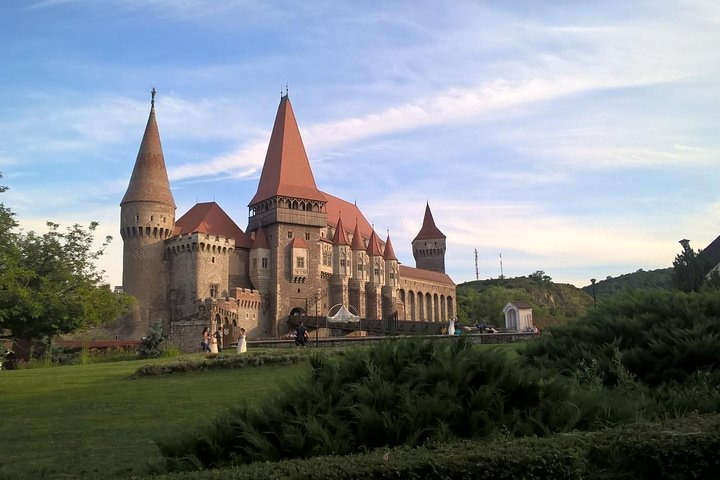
[[209, 326, 219, 354], [236, 327, 247, 354], [214, 328, 223, 351], [295, 321, 308, 347], [201, 327, 211, 352]]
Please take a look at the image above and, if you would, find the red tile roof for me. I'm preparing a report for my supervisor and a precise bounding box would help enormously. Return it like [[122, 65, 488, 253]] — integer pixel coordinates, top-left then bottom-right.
[[383, 234, 398, 261], [249, 95, 327, 205], [121, 101, 176, 208], [174, 202, 251, 248], [399, 265, 455, 286], [251, 226, 270, 249], [332, 216, 350, 246], [290, 236, 309, 249], [366, 230, 383, 256], [323, 192, 373, 240], [351, 220, 365, 251], [413, 202, 446, 241]]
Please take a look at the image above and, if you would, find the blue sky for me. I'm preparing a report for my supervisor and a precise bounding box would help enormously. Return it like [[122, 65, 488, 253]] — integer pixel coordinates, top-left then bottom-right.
[[1, 0, 719, 289]]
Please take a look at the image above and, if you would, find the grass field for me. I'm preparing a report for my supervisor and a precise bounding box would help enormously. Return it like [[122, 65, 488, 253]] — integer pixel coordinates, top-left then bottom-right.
[[0, 355, 309, 479]]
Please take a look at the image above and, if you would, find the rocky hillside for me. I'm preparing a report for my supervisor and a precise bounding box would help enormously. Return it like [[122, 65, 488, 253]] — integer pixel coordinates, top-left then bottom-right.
[[457, 276, 593, 330]]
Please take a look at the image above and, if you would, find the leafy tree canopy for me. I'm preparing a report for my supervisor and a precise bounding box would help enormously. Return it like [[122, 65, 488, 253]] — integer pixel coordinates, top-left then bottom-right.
[[672, 241, 715, 293], [0, 176, 130, 340]]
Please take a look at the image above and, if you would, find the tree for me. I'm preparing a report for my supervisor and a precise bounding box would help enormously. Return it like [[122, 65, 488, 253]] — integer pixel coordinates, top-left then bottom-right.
[[0, 216, 130, 342], [672, 241, 711, 293], [528, 270, 552, 283]]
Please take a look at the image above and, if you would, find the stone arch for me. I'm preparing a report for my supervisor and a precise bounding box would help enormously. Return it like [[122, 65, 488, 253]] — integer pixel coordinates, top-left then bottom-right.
[[425, 293, 433, 322], [417, 290, 424, 320]]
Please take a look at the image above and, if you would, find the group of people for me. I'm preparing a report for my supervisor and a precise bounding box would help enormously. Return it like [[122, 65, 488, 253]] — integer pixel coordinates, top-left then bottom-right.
[[200, 326, 247, 354]]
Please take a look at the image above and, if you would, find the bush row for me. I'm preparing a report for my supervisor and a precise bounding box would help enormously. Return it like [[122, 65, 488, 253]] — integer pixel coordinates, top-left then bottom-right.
[[522, 290, 720, 386], [145, 414, 720, 480], [157, 339, 644, 471], [134, 352, 305, 377]]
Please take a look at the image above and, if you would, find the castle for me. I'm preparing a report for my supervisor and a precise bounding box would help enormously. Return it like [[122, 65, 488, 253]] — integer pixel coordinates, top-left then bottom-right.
[[120, 91, 456, 350]]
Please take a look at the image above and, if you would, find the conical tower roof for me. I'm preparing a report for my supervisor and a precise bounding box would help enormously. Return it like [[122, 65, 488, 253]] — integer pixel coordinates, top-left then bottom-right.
[[332, 216, 350, 246], [413, 202, 446, 241], [366, 230, 383, 257], [351, 220, 365, 251], [383, 233, 398, 261], [121, 91, 175, 208], [249, 95, 327, 206]]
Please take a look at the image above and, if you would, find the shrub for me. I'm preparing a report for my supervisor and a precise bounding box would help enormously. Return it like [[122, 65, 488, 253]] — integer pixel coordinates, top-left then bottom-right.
[[138, 322, 164, 359], [522, 290, 720, 387], [157, 338, 639, 471]]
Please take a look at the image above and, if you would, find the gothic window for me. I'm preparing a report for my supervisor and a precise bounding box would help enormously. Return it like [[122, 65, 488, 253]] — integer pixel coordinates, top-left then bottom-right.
[[210, 284, 218, 298], [287, 231, 293, 239], [357, 261, 363, 273], [305, 232, 311, 241], [340, 253, 347, 274], [261, 257, 268, 268], [297, 257, 305, 269]]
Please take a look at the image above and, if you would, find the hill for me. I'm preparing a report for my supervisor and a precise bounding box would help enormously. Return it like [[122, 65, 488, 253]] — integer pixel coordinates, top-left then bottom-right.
[[457, 275, 592, 330], [579, 267, 673, 300]]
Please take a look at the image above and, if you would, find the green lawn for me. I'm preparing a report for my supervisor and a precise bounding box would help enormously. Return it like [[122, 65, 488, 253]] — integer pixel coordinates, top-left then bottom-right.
[[0, 356, 308, 479]]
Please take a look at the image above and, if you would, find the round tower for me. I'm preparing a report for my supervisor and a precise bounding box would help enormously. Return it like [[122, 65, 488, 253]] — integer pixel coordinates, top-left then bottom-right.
[[120, 89, 176, 338], [412, 202, 446, 274]]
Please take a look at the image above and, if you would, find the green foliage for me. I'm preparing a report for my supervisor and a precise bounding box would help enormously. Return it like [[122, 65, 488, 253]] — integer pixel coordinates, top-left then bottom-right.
[[138, 322, 165, 359], [158, 338, 640, 471], [673, 242, 714, 292], [522, 289, 720, 388], [529, 270, 552, 282], [581, 268, 673, 300], [0, 215, 131, 342], [149, 414, 720, 480], [457, 277, 592, 328], [134, 351, 305, 377]]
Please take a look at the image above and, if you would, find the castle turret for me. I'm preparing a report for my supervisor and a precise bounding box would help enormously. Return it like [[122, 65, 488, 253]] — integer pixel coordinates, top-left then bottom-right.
[[365, 229, 384, 318], [120, 89, 176, 337], [382, 232, 399, 319], [330, 216, 351, 307], [412, 202, 446, 273], [249, 227, 271, 293], [247, 94, 327, 335], [348, 220, 367, 317]]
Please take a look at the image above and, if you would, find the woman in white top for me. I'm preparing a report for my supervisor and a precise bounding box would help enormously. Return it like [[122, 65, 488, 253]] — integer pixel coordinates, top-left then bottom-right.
[[236, 328, 247, 354]]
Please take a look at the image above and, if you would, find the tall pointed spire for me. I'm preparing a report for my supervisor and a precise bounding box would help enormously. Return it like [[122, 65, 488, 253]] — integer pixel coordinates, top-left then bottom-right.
[[413, 202, 445, 241], [351, 219, 365, 250], [121, 89, 175, 208], [249, 95, 326, 206], [366, 230, 383, 256], [332, 216, 350, 246], [383, 233, 398, 261]]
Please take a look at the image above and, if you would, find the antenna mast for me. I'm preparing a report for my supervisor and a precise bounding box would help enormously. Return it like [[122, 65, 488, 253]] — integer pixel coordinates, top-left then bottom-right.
[[474, 249, 479, 280], [499, 253, 504, 279]]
